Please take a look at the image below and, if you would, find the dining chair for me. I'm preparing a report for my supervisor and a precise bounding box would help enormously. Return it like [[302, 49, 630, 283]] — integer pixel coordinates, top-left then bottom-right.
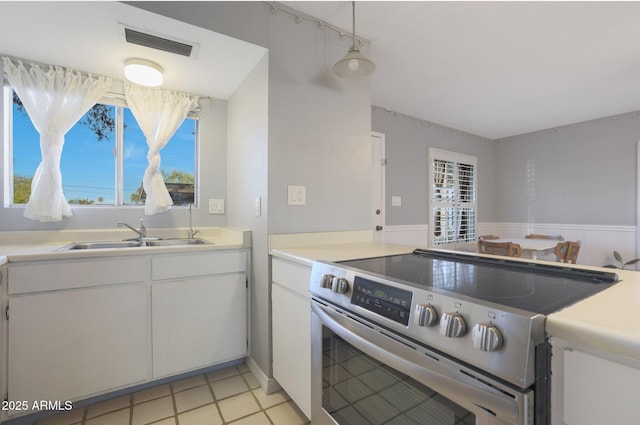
[[478, 240, 522, 257], [525, 234, 565, 241], [554, 241, 581, 264]]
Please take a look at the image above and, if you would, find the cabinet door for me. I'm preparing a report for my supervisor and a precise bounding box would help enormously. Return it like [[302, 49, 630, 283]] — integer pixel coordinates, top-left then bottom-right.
[[152, 274, 247, 378], [563, 349, 640, 425], [8, 285, 149, 405], [272, 284, 311, 418]]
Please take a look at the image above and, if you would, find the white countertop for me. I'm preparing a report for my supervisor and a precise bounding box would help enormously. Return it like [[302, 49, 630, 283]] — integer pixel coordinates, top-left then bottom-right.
[[0, 227, 251, 264], [272, 242, 640, 362], [546, 267, 640, 361]]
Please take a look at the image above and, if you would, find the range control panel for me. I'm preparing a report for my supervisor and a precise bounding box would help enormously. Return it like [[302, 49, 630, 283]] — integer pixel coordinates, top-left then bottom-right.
[[350, 276, 412, 326]]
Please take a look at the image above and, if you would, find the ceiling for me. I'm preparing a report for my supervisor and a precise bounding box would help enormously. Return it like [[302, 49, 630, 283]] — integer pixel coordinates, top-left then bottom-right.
[[0, 2, 266, 100], [3, 2, 640, 140], [282, 1, 640, 139]]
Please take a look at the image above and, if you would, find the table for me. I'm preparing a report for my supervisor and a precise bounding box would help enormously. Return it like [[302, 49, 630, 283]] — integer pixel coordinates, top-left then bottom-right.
[[491, 238, 559, 260]]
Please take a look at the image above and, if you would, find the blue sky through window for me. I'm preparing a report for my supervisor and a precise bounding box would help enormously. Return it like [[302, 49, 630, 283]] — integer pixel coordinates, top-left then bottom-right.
[[12, 101, 195, 205]]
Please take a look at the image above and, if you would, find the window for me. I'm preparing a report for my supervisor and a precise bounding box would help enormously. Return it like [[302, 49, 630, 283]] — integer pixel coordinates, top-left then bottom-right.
[[429, 148, 477, 248], [6, 88, 197, 207]]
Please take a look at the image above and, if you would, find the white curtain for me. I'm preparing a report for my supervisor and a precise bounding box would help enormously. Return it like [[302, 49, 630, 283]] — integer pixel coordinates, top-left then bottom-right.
[[124, 83, 199, 215], [2, 57, 111, 222]]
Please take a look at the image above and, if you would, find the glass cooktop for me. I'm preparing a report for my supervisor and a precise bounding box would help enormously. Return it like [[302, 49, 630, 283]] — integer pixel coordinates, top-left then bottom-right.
[[338, 249, 619, 315]]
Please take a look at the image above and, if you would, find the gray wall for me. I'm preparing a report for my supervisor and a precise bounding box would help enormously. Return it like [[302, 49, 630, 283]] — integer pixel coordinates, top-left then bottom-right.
[[494, 111, 639, 226], [372, 106, 640, 229], [372, 107, 497, 225], [227, 54, 270, 377], [131, 1, 372, 382], [132, 1, 373, 235]]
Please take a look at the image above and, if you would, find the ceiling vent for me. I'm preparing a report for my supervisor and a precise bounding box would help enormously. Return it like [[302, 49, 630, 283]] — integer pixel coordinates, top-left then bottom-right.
[[123, 27, 196, 58]]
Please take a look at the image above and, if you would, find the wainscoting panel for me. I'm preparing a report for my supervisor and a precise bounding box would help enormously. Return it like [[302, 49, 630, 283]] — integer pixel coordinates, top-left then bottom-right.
[[383, 223, 637, 268], [381, 225, 429, 248]]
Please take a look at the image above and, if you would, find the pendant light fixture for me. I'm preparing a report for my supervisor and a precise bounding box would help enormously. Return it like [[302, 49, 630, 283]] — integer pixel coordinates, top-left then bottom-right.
[[333, 1, 375, 78]]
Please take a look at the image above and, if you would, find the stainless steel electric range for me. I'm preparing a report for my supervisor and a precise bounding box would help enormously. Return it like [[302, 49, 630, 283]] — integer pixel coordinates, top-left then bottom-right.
[[309, 249, 618, 425]]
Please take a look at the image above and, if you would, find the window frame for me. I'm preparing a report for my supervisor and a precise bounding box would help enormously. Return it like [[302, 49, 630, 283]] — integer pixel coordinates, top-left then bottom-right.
[[3, 85, 200, 208], [429, 148, 478, 249]]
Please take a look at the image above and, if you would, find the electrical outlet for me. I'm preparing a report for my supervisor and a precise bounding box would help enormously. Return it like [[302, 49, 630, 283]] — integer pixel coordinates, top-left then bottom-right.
[[288, 185, 306, 206]]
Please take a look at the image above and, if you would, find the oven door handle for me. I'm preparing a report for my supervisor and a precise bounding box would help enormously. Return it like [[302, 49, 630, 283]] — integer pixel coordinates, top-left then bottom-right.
[[312, 300, 525, 423]]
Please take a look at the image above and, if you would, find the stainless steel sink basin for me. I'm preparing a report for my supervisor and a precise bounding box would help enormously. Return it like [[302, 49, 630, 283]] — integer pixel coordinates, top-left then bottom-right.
[[57, 238, 213, 251], [60, 241, 144, 250], [145, 238, 213, 247]]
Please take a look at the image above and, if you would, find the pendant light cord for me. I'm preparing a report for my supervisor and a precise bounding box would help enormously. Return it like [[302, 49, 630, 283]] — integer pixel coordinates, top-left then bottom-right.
[[352, 1, 356, 46]]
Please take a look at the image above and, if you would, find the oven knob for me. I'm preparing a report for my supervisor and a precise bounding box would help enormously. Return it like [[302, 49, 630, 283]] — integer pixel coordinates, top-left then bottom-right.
[[321, 274, 335, 289], [332, 277, 350, 294], [415, 304, 438, 327], [472, 323, 504, 352], [440, 313, 467, 338]]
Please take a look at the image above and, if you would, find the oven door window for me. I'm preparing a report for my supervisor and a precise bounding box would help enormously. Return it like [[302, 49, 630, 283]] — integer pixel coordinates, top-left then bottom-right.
[[322, 328, 475, 425]]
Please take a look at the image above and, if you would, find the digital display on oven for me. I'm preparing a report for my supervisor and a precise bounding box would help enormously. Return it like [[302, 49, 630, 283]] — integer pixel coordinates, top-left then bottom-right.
[[350, 276, 412, 326]]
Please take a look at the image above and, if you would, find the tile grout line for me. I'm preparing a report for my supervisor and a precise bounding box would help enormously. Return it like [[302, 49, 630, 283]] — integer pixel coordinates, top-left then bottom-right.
[[169, 381, 179, 425], [29, 365, 308, 425]]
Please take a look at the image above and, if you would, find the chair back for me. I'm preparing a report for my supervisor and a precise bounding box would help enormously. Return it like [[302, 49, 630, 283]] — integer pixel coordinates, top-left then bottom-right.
[[525, 234, 564, 241], [554, 241, 581, 264], [478, 240, 522, 257], [477, 235, 500, 251]]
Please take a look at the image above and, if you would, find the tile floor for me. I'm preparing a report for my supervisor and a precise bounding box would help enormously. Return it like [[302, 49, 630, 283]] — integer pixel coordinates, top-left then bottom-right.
[[21, 364, 310, 425]]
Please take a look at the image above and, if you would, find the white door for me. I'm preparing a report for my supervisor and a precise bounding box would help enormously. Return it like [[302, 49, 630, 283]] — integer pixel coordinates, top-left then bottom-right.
[[372, 132, 386, 242]]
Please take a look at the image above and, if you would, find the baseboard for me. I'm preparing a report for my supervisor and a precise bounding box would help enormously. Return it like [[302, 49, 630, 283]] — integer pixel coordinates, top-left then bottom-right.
[[245, 356, 281, 394]]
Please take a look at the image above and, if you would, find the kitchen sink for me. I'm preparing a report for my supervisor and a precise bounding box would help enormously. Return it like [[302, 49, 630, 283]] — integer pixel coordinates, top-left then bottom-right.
[[145, 238, 213, 247], [57, 238, 213, 251]]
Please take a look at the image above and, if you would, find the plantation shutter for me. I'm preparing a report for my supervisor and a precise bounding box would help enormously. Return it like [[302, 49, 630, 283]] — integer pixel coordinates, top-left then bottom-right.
[[430, 149, 477, 248]]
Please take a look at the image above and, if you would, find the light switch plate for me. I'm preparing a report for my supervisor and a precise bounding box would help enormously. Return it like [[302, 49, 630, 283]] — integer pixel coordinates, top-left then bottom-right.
[[288, 185, 306, 206], [209, 199, 225, 214], [391, 196, 402, 207]]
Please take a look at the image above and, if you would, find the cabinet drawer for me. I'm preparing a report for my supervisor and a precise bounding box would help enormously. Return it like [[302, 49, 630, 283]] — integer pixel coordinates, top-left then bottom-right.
[[272, 258, 311, 297], [152, 250, 246, 280], [9, 257, 146, 294]]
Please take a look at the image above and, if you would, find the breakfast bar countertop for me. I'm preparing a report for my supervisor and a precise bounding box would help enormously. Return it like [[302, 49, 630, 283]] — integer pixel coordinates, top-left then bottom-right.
[[271, 242, 640, 364]]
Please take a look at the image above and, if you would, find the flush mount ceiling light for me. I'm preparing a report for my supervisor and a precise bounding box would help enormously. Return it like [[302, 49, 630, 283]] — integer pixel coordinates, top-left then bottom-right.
[[124, 58, 163, 87], [333, 1, 375, 78]]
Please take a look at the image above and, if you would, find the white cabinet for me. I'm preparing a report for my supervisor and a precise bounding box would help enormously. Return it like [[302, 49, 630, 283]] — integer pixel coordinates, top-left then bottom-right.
[[551, 338, 640, 425], [8, 285, 149, 404], [152, 275, 246, 378], [3, 249, 248, 419], [152, 251, 247, 378], [271, 258, 311, 419], [6, 256, 149, 408]]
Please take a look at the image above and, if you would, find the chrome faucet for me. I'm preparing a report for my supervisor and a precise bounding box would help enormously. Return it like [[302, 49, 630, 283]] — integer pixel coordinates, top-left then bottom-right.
[[118, 219, 146, 239], [187, 204, 200, 239]]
